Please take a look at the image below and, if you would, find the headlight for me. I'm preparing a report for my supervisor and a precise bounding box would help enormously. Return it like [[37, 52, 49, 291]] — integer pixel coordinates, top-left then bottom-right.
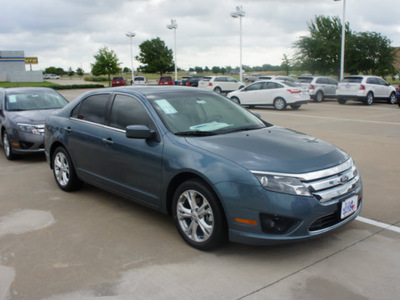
[[253, 173, 311, 197], [17, 123, 44, 135]]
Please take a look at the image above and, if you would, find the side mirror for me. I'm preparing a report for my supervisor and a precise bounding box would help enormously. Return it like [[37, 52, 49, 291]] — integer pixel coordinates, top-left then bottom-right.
[[126, 125, 155, 140]]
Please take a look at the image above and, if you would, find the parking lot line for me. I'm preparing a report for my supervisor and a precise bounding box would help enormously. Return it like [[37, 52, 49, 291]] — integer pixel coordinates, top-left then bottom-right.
[[356, 216, 400, 233]]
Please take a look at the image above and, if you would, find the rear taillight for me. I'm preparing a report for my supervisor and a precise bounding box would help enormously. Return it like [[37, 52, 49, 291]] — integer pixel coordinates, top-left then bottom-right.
[[287, 89, 301, 94], [209, 82, 213, 86], [309, 84, 315, 90], [360, 85, 365, 90], [186, 82, 190, 86]]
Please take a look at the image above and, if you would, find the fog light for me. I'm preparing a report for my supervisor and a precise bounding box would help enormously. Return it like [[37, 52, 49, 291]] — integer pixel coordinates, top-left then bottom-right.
[[260, 213, 300, 234]]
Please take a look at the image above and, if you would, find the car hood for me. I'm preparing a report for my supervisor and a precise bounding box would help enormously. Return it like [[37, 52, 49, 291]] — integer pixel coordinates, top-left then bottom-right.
[[7, 109, 59, 124], [186, 126, 349, 174]]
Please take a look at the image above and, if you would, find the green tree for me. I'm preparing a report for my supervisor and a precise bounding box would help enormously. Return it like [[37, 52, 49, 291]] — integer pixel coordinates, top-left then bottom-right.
[[67, 67, 75, 78], [211, 66, 221, 74], [294, 16, 349, 76], [91, 46, 121, 85], [44, 66, 65, 76], [135, 37, 173, 75], [281, 54, 291, 75], [76, 67, 84, 76], [346, 32, 395, 76]]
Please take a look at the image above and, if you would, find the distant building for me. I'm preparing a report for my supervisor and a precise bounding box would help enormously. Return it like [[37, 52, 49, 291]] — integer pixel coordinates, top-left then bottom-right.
[[0, 50, 43, 82]]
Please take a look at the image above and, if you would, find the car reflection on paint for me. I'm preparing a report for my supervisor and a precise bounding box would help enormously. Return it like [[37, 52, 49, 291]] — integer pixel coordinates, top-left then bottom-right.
[[44, 86, 362, 250]]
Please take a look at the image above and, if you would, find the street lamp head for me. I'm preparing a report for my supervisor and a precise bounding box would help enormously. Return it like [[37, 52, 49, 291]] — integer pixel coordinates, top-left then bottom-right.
[[231, 6, 245, 18], [126, 32, 136, 38], [167, 19, 178, 30]]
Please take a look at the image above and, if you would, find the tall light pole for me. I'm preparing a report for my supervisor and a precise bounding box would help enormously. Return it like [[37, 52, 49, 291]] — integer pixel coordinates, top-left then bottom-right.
[[167, 19, 178, 82], [126, 32, 135, 84], [334, 0, 346, 81], [231, 6, 245, 82]]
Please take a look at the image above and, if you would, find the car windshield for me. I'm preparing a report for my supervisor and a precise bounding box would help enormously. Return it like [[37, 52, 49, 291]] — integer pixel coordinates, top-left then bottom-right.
[[148, 92, 268, 135], [160, 77, 172, 81], [113, 77, 123, 80], [298, 78, 313, 83], [5, 90, 68, 111]]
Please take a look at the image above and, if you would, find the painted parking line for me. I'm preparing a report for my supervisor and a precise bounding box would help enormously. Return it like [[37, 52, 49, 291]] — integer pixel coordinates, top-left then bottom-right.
[[356, 216, 400, 233]]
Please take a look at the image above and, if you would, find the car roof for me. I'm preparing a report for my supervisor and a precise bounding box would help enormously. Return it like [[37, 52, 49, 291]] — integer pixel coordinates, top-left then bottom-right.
[[92, 85, 203, 97], [3, 87, 57, 94]]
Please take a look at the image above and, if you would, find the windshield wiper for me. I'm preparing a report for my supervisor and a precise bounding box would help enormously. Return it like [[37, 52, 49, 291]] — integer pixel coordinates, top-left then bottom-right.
[[175, 130, 217, 136], [217, 126, 264, 134]]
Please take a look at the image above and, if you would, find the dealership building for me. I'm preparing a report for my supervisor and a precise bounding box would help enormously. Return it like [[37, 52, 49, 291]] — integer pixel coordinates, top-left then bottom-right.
[[0, 50, 43, 82]]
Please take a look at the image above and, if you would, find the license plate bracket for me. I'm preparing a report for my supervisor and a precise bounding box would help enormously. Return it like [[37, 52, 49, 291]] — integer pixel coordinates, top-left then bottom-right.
[[341, 196, 358, 219]]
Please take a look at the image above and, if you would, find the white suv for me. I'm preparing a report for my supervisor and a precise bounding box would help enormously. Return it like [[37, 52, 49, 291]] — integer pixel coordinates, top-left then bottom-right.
[[198, 76, 245, 93], [337, 76, 397, 105]]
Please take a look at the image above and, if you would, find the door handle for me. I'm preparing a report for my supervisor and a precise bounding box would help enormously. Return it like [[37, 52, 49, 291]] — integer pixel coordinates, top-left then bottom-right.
[[101, 137, 114, 145], [64, 127, 72, 133]]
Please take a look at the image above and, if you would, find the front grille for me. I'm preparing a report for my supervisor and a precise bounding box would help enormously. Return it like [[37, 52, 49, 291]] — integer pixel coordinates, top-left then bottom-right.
[[300, 159, 361, 203]]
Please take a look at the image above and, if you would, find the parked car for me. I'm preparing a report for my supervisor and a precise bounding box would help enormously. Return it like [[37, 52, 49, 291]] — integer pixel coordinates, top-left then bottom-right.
[[198, 76, 245, 93], [296, 76, 338, 102], [179, 76, 192, 86], [111, 76, 126, 87], [227, 80, 310, 110], [337, 75, 397, 105], [244, 73, 263, 82], [0, 87, 69, 160], [43, 74, 60, 79], [44, 86, 362, 250], [186, 76, 204, 87], [132, 76, 147, 85], [158, 76, 174, 85], [397, 84, 400, 107], [257, 76, 297, 84]]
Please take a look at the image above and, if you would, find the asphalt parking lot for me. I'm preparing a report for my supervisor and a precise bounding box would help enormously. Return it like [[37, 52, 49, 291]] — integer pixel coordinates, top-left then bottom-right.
[[1, 89, 399, 300]]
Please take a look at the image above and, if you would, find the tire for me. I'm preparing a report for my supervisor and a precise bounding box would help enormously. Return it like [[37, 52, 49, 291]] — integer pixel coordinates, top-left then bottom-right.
[[290, 104, 301, 110], [388, 92, 397, 104], [2, 131, 17, 160], [231, 97, 241, 104], [52, 147, 82, 191], [315, 91, 324, 102], [338, 98, 347, 105], [172, 179, 227, 251], [364, 92, 374, 105], [213, 87, 222, 94], [273, 97, 287, 111]]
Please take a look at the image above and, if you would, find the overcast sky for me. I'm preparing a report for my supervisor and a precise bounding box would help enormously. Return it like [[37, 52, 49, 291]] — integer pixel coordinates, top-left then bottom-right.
[[1, 0, 399, 73]]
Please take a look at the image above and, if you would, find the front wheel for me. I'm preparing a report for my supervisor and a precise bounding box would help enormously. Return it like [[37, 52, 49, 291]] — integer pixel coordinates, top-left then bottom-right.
[[273, 97, 287, 110], [52, 147, 82, 191], [388, 92, 397, 104], [2, 131, 17, 160], [172, 179, 227, 251]]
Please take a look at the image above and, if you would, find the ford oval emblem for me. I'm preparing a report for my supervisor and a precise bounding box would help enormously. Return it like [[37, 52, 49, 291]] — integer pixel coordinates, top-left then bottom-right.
[[339, 175, 349, 184]]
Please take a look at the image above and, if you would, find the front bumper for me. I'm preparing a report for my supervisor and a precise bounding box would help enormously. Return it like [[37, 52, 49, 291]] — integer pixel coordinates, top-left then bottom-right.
[[215, 179, 363, 246], [8, 131, 45, 154]]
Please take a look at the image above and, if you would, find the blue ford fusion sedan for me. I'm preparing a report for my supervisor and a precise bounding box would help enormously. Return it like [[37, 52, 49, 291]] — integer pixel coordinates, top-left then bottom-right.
[[44, 86, 362, 250]]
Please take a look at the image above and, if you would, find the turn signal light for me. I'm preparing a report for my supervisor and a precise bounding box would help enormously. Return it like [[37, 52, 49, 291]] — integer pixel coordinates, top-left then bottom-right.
[[235, 218, 258, 226]]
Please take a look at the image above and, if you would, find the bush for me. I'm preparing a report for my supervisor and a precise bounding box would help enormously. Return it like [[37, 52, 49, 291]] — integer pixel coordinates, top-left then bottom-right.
[[84, 76, 109, 82]]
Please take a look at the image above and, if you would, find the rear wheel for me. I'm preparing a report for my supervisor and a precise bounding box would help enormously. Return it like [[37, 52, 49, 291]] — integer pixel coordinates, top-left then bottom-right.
[[172, 179, 227, 251], [273, 97, 287, 111], [214, 87, 222, 94], [231, 97, 241, 104], [315, 91, 324, 102], [338, 98, 347, 105], [388, 92, 397, 104], [52, 147, 82, 191], [2, 131, 17, 160], [364, 92, 374, 105]]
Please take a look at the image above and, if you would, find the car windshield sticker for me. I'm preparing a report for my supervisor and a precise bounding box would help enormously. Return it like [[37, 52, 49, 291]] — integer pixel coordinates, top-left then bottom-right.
[[155, 99, 177, 114], [8, 96, 17, 103], [190, 121, 232, 131]]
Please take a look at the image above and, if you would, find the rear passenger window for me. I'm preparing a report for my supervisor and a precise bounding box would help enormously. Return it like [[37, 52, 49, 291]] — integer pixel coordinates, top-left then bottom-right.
[[110, 95, 154, 130], [72, 94, 110, 125], [366, 78, 378, 84]]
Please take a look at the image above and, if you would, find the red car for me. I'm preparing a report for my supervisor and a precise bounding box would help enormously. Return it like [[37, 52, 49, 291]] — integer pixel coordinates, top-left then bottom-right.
[[111, 76, 126, 87], [158, 76, 174, 85]]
